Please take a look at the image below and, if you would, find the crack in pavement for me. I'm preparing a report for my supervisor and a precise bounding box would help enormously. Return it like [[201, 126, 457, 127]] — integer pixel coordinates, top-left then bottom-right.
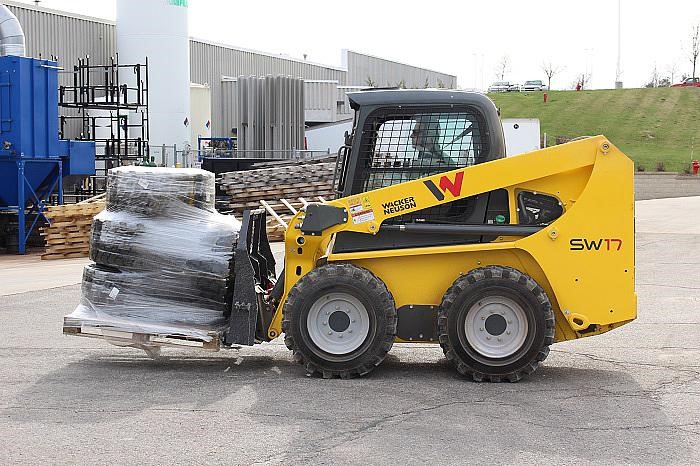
[[553, 350, 700, 377], [1, 404, 368, 425], [253, 395, 700, 465], [251, 393, 512, 464]]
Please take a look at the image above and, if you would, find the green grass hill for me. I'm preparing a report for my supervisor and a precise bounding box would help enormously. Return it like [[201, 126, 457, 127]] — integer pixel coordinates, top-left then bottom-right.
[[489, 87, 700, 171]]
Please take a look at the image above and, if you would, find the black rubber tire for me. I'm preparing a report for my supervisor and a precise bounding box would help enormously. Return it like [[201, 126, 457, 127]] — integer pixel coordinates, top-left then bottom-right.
[[80, 263, 230, 311], [438, 265, 555, 382], [282, 263, 396, 379], [89, 215, 236, 276]]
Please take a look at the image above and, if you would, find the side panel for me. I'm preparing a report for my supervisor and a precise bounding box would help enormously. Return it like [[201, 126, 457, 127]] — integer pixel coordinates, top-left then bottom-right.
[[347, 247, 578, 342], [514, 141, 636, 333]]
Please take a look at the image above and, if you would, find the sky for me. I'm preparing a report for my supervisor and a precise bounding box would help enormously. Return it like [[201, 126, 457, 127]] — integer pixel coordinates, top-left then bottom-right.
[[12, 0, 700, 89]]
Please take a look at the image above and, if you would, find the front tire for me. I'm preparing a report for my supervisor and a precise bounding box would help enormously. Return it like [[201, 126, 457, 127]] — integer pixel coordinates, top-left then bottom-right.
[[282, 264, 396, 379], [438, 266, 554, 382]]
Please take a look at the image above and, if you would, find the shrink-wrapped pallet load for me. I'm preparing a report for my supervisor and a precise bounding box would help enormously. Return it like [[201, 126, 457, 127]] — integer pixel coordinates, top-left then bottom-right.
[[64, 167, 240, 349]]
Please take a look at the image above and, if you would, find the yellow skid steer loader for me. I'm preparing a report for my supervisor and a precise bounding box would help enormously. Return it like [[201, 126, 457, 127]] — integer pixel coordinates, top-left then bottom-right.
[[226, 89, 636, 381]]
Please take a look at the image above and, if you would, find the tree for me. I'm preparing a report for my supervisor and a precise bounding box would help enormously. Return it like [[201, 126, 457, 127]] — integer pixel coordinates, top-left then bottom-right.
[[365, 76, 376, 87], [437, 79, 445, 88], [690, 24, 699, 80], [574, 72, 591, 90], [541, 61, 563, 90], [666, 63, 678, 84], [424, 76, 430, 88], [645, 65, 660, 88], [495, 55, 510, 80]]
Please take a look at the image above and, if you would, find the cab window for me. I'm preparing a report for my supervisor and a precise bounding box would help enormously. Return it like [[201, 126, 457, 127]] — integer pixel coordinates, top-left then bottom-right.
[[355, 106, 488, 192]]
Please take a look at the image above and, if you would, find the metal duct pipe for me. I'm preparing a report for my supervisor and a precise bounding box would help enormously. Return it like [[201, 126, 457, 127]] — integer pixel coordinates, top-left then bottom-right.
[[0, 4, 25, 57]]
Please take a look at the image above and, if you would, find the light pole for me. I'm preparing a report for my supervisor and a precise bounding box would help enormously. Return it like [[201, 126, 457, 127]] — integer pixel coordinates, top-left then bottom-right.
[[615, 0, 623, 88]]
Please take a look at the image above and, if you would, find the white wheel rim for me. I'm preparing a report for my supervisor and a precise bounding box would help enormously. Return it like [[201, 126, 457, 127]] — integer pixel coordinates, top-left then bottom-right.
[[464, 296, 528, 359], [306, 292, 370, 355]]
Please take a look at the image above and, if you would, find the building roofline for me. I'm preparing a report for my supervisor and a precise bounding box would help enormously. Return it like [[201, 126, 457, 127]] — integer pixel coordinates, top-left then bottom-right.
[[4, 2, 458, 82], [191, 37, 348, 73], [3, 0, 115, 25], [342, 49, 457, 80]]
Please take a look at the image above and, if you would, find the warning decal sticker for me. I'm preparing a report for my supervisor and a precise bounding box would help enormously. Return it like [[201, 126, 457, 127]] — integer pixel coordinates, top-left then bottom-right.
[[349, 197, 375, 225]]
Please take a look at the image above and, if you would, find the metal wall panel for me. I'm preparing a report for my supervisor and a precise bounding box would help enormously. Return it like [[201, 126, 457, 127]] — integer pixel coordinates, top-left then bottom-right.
[[190, 40, 348, 136], [5, 2, 459, 140], [304, 80, 338, 123], [344, 50, 457, 89], [6, 2, 116, 88], [235, 75, 304, 155], [337, 85, 365, 120], [220, 78, 238, 137]]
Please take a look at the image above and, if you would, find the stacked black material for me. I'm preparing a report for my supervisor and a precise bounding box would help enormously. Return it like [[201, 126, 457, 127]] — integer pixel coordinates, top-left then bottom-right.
[[66, 166, 240, 340]]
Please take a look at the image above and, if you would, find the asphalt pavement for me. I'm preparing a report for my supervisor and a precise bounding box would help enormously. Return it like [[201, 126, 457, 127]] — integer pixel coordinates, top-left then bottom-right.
[[1, 197, 699, 465]]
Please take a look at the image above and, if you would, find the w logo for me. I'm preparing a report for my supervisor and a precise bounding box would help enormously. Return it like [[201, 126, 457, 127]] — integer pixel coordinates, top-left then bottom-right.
[[423, 172, 464, 201]]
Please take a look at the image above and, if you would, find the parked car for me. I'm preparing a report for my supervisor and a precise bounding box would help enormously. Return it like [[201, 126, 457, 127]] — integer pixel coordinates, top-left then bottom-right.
[[508, 83, 521, 92], [521, 80, 547, 91], [671, 77, 700, 87], [488, 81, 511, 93]]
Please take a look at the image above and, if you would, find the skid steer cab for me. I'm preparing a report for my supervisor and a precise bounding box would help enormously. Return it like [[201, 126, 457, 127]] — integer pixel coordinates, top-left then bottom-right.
[[226, 89, 636, 382]]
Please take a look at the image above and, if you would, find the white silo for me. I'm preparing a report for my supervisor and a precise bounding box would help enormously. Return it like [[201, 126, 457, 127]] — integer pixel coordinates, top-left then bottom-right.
[[117, 0, 191, 156]]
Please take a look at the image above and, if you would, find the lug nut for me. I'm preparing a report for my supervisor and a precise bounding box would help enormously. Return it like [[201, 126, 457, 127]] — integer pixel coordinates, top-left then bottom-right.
[[322, 322, 327, 326], [506, 331, 511, 335], [328, 331, 332, 335]]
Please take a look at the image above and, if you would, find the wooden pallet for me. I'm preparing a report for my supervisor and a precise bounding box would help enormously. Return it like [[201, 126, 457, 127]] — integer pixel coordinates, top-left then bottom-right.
[[63, 319, 223, 352], [258, 196, 328, 241], [217, 160, 336, 241], [41, 194, 105, 260]]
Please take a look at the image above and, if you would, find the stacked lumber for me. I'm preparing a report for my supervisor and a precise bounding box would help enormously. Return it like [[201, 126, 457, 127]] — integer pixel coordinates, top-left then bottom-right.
[[217, 161, 336, 214], [41, 195, 105, 260]]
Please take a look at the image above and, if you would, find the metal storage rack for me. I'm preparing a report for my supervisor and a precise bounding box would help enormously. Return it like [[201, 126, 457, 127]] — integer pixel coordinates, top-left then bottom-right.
[[59, 55, 150, 194]]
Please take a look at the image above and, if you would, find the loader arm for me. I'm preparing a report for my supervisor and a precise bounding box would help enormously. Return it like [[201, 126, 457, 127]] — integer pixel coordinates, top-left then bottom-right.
[[268, 135, 636, 342]]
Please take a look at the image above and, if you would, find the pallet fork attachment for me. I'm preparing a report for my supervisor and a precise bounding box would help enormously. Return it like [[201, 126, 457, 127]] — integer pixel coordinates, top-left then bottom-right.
[[225, 209, 276, 346]]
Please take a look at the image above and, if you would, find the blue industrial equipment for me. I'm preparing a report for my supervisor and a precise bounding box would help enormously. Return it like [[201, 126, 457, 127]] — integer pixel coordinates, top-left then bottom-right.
[[0, 55, 95, 253], [197, 136, 236, 161]]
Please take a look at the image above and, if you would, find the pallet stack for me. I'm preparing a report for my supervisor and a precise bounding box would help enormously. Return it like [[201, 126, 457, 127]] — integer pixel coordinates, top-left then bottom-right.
[[217, 161, 336, 213], [218, 161, 336, 240], [41, 196, 105, 260], [63, 166, 239, 352]]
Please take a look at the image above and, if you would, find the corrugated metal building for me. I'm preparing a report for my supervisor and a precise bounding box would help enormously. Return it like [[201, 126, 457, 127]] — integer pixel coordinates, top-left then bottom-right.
[[4, 1, 457, 139], [342, 50, 456, 89]]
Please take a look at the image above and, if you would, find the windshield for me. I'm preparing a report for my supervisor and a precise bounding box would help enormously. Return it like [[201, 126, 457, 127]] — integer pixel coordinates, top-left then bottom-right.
[[358, 109, 486, 191]]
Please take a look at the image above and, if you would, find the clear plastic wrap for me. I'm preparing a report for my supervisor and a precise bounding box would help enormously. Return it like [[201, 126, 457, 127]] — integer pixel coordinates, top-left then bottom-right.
[[65, 166, 240, 342]]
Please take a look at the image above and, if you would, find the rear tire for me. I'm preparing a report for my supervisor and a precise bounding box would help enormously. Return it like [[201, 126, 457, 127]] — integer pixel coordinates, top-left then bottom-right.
[[282, 264, 396, 379], [438, 266, 554, 382]]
